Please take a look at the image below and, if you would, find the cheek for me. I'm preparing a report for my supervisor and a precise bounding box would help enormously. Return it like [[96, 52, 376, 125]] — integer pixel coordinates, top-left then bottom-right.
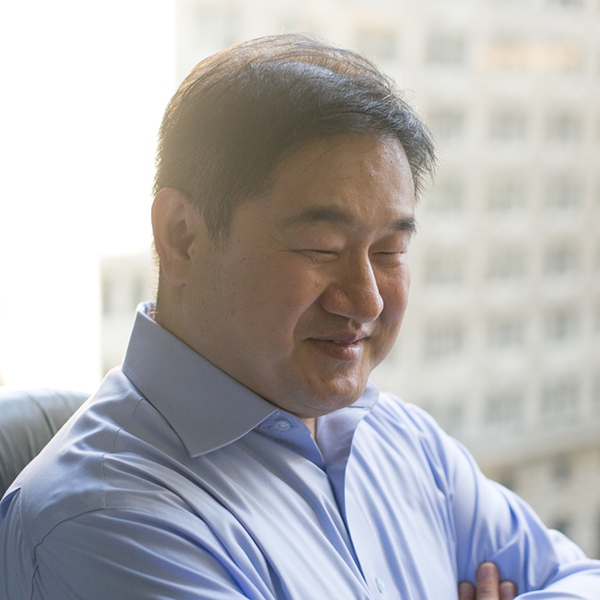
[[380, 266, 411, 323], [232, 255, 325, 328]]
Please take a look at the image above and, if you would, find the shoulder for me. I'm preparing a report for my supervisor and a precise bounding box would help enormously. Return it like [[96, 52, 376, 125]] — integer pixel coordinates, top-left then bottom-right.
[[1, 369, 183, 553]]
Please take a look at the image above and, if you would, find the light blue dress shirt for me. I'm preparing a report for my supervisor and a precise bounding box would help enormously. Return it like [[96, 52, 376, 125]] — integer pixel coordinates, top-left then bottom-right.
[[1, 304, 599, 599]]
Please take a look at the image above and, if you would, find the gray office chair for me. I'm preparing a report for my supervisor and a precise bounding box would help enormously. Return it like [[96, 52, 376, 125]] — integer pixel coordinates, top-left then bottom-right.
[[0, 388, 89, 497]]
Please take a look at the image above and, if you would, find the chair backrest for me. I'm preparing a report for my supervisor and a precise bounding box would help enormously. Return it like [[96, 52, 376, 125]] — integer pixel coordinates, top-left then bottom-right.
[[0, 389, 89, 498]]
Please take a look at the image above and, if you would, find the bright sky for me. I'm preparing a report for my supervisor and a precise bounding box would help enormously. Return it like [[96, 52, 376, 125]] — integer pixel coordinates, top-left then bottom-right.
[[0, 0, 176, 390]]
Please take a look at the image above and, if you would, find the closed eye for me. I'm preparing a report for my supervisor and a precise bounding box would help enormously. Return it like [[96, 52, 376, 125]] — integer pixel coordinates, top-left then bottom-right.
[[300, 249, 339, 262], [372, 250, 407, 266]]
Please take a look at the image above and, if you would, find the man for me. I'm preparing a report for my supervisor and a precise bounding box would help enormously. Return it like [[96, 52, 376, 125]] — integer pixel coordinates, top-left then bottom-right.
[[1, 35, 598, 599]]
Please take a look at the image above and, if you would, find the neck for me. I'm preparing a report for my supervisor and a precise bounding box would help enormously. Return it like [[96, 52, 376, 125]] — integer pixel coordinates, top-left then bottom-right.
[[301, 417, 316, 438]]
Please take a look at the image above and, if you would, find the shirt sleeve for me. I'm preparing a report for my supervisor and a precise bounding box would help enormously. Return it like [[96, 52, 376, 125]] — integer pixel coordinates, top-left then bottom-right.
[[409, 404, 600, 599], [6, 500, 279, 600]]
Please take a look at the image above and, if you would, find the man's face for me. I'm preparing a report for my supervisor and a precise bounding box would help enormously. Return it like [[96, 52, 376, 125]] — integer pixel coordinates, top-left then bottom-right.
[[180, 133, 416, 418]]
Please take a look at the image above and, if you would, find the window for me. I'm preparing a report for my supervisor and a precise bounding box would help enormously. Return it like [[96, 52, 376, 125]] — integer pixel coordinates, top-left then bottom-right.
[[496, 469, 518, 492], [424, 322, 465, 359], [541, 377, 579, 425], [487, 41, 581, 72], [487, 41, 529, 71], [546, 111, 582, 143], [426, 177, 465, 212], [548, 0, 583, 7], [552, 456, 573, 484], [487, 315, 526, 347], [550, 518, 573, 540], [546, 176, 582, 208], [542, 44, 583, 73], [427, 108, 466, 142], [426, 399, 466, 436], [356, 28, 398, 62], [544, 243, 580, 275], [426, 33, 467, 66], [487, 178, 527, 211], [486, 246, 527, 279], [424, 249, 465, 284], [485, 387, 524, 429], [489, 108, 528, 141], [544, 306, 580, 341]]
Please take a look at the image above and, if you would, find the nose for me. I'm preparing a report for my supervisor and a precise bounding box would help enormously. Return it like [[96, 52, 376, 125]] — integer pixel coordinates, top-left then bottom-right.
[[319, 256, 384, 324]]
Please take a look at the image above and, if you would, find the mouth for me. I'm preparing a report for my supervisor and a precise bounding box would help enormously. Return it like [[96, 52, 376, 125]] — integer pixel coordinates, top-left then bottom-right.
[[308, 333, 369, 361]]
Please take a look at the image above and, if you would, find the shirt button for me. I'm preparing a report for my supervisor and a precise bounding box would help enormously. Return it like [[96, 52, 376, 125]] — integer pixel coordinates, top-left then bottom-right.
[[375, 577, 386, 593], [274, 419, 291, 431]]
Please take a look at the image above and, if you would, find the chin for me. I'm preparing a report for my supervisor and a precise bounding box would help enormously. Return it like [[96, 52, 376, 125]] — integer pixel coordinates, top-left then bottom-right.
[[306, 382, 368, 415]]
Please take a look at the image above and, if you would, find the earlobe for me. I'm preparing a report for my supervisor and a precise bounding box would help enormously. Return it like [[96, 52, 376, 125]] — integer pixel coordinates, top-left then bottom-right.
[[152, 188, 197, 287]]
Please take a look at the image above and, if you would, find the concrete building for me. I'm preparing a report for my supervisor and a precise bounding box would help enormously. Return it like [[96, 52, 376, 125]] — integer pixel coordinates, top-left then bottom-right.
[[99, 0, 600, 557]]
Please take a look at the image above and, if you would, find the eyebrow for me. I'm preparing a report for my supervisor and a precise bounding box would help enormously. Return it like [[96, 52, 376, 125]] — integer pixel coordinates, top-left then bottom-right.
[[282, 206, 417, 234]]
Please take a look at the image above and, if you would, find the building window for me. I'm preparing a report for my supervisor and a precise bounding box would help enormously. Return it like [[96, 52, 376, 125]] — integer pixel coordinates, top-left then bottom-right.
[[486, 246, 527, 279], [552, 456, 573, 484], [487, 178, 527, 211], [424, 249, 465, 284], [485, 387, 524, 430], [544, 306, 580, 341], [541, 377, 579, 425], [487, 315, 526, 347], [426, 33, 467, 66], [546, 176, 582, 209], [426, 399, 466, 437], [487, 40, 529, 71], [496, 469, 518, 492], [355, 27, 398, 62], [426, 177, 465, 212], [550, 518, 573, 540], [548, 0, 583, 7], [427, 108, 466, 142], [544, 243, 580, 275], [487, 41, 581, 72], [488, 108, 528, 141], [424, 322, 465, 359], [546, 111, 582, 143]]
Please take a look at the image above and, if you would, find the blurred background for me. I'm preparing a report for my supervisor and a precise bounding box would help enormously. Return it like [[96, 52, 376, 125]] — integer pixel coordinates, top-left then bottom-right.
[[1, 0, 599, 557]]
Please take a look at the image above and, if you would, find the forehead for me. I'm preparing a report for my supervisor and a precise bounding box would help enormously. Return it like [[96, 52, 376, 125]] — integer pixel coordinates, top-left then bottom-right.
[[257, 133, 415, 231]]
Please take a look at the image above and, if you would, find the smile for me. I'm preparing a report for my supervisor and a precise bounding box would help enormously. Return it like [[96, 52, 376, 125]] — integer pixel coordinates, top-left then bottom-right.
[[308, 337, 367, 361]]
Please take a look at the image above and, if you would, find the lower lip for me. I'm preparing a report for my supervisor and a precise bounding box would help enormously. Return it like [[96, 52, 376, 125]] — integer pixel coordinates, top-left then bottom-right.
[[309, 339, 364, 361]]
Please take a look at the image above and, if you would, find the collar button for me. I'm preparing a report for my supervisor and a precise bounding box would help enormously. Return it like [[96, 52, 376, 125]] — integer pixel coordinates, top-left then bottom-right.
[[274, 419, 291, 431]]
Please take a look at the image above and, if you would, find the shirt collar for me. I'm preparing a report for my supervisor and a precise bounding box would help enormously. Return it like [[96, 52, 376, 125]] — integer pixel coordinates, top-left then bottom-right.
[[122, 303, 380, 458], [122, 303, 277, 457]]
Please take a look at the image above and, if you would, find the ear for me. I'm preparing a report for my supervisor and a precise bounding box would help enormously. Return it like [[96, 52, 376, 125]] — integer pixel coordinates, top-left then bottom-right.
[[152, 188, 200, 287]]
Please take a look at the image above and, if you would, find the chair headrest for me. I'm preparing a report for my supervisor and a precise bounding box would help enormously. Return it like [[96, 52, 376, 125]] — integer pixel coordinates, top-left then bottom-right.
[[0, 389, 89, 498]]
